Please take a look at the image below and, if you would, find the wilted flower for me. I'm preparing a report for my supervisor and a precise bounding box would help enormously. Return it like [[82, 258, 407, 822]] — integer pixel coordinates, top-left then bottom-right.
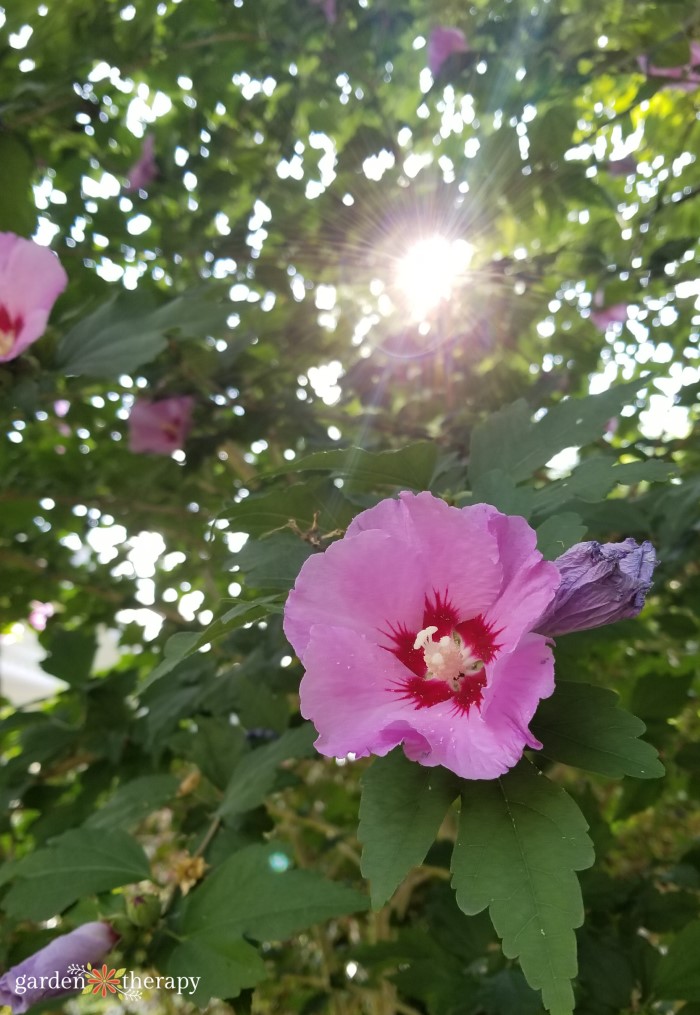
[[638, 40, 700, 92], [284, 492, 560, 780], [125, 135, 158, 193], [0, 233, 68, 363], [0, 922, 118, 1014], [128, 396, 194, 455], [536, 538, 657, 638], [427, 26, 469, 76], [171, 853, 208, 895]]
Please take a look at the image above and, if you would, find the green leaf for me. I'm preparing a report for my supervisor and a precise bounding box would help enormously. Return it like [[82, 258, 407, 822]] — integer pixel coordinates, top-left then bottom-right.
[[142, 596, 278, 690], [451, 761, 594, 1015], [271, 443, 438, 491], [358, 749, 458, 909], [0, 132, 35, 235], [84, 775, 179, 830], [166, 937, 266, 1005], [531, 682, 664, 779], [55, 292, 230, 377], [536, 513, 586, 560], [41, 628, 97, 685], [222, 479, 356, 536], [235, 533, 313, 592], [469, 382, 644, 490], [630, 672, 692, 720], [654, 920, 700, 1002], [181, 845, 368, 939], [532, 457, 673, 517], [464, 469, 535, 518], [2, 829, 151, 920], [217, 724, 317, 819]]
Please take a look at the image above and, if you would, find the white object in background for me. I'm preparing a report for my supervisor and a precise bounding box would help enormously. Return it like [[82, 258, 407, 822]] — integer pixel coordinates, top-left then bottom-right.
[[0, 625, 67, 706]]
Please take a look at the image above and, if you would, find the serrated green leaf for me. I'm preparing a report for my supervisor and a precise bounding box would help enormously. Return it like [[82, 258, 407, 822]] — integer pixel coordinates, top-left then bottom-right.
[[532, 457, 674, 517], [235, 533, 313, 591], [142, 596, 278, 690], [165, 937, 266, 1005], [358, 749, 458, 909], [2, 829, 150, 920], [180, 844, 368, 942], [217, 724, 317, 819], [55, 292, 230, 377], [654, 920, 700, 1001], [270, 443, 438, 491], [469, 382, 643, 490], [531, 682, 664, 779], [222, 479, 356, 536], [84, 774, 179, 830], [451, 761, 594, 1015], [536, 513, 586, 559]]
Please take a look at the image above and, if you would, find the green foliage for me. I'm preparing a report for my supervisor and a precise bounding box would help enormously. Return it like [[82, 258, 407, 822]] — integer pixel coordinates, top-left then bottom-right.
[[532, 681, 664, 778], [451, 762, 594, 1015], [1, 0, 699, 1009], [169, 845, 368, 1003], [1, 829, 151, 920], [359, 749, 458, 908]]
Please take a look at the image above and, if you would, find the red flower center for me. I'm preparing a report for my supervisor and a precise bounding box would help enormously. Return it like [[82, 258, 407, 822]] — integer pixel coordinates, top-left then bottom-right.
[[382, 590, 501, 715], [0, 303, 23, 355]]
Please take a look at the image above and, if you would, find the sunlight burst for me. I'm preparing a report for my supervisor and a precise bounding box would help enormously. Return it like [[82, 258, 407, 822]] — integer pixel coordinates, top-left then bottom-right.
[[395, 235, 474, 321]]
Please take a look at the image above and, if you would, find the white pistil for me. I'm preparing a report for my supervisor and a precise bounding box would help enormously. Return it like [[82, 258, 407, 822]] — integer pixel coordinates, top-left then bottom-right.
[[413, 625, 484, 691]]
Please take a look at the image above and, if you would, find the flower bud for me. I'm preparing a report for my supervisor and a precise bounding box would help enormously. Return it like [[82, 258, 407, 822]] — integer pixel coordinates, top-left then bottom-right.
[[0, 922, 118, 1014], [536, 538, 656, 637]]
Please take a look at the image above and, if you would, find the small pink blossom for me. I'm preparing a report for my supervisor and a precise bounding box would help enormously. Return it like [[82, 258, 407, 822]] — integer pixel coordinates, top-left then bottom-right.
[[128, 396, 194, 455], [125, 135, 158, 193], [606, 156, 637, 177], [589, 303, 629, 331], [427, 26, 469, 77], [28, 601, 54, 632], [310, 0, 336, 24], [638, 40, 700, 92], [53, 399, 70, 418], [284, 492, 561, 780], [0, 234, 68, 363]]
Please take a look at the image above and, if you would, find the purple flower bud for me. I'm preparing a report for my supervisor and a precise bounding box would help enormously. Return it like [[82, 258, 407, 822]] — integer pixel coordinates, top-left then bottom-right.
[[536, 538, 657, 637], [0, 922, 118, 1014]]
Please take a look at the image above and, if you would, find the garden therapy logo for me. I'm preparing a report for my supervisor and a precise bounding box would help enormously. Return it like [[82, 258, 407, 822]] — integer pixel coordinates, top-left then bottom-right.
[[11, 963, 201, 1003]]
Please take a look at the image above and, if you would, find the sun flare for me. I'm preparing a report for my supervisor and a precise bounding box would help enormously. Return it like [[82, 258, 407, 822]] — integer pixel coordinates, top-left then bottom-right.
[[395, 234, 474, 322]]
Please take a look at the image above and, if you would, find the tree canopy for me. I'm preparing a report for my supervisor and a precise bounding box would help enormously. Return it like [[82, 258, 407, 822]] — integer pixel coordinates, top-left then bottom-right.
[[1, 1, 700, 1013]]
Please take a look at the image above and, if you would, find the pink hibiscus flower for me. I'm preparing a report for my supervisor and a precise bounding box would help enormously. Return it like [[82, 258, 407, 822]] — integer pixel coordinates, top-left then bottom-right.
[[128, 396, 194, 454], [589, 303, 629, 331], [638, 40, 700, 92], [284, 492, 561, 780], [427, 26, 469, 77], [0, 234, 68, 363], [124, 135, 158, 193]]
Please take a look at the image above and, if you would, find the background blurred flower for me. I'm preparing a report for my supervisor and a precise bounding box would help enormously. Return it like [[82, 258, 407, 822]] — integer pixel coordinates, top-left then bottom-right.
[[536, 539, 657, 637], [0, 233, 68, 363], [124, 135, 158, 192], [284, 492, 560, 780], [638, 40, 700, 92], [427, 26, 469, 76], [589, 303, 629, 331], [28, 601, 54, 632], [128, 396, 194, 454], [310, 0, 336, 24], [0, 923, 118, 1014]]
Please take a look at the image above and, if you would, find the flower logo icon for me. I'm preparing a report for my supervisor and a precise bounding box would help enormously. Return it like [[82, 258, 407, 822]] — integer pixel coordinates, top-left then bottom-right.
[[83, 963, 126, 998]]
